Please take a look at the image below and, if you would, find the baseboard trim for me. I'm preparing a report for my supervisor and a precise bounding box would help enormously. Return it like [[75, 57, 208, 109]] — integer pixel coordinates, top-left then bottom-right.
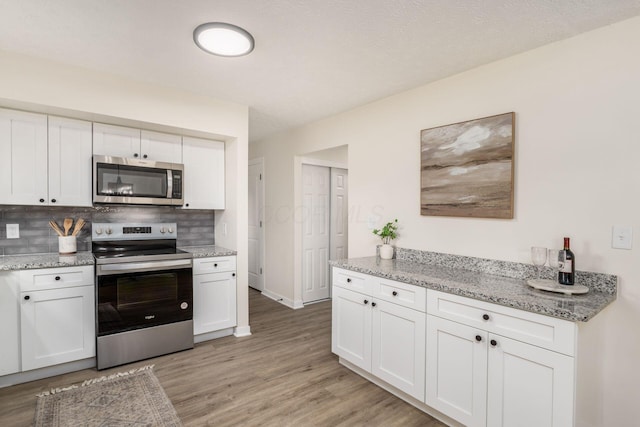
[[261, 289, 304, 309], [233, 325, 252, 337], [195, 327, 235, 343], [0, 358, 95, 389]]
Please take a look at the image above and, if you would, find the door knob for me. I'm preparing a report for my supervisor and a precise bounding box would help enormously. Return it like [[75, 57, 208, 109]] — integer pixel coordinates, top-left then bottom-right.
[[482, 314, 490, 321], [475, 335, 482, 342], [490, 339, 498, 347]]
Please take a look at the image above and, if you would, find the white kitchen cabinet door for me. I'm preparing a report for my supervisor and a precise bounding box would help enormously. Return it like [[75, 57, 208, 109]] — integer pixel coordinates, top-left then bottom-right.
[[93, 123, 141, 158], [331, 286, 372, 372], [487, 334, 574, 427], [20, 286, 95, 371], [0, 108, 48, 205], [372, 299, 426, 401], [48, 116, 93, 207], [425, 315, 488, 427], [182, 136, 225, 209], [140, 130, 182, 163], [193, 271, 237, 335], [0, 273, 20, 376]]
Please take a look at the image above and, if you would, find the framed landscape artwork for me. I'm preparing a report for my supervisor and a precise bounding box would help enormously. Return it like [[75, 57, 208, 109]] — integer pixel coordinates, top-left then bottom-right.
[[420, 112, 515, 219]]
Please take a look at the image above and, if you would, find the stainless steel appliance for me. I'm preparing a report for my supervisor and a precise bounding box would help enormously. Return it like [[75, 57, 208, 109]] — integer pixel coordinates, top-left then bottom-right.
[[93, 155, 184, 206], [93, 222, 193, 370]]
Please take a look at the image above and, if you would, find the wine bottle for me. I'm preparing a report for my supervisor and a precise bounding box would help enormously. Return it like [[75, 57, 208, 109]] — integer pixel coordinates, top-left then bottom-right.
[[558, 237, 575, 285]]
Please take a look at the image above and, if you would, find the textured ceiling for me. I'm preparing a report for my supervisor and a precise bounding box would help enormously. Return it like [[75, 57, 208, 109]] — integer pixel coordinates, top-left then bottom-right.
[[0, 0, 639, 142]]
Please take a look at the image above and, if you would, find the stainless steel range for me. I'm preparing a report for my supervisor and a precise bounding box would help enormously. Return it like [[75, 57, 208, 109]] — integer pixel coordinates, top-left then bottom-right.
[[93, 222, 193, 370]]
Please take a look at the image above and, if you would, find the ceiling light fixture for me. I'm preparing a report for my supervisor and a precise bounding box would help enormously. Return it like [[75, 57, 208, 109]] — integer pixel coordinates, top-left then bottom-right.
[[193, 22, 255, 57]]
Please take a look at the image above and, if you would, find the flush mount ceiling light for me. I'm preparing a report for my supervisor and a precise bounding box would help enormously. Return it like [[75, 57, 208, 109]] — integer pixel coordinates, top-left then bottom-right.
[[193, 22, 254, 57]]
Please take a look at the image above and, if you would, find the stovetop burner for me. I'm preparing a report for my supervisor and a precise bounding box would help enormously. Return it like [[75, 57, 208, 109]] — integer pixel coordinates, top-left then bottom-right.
[[92, 222, 192, 264]]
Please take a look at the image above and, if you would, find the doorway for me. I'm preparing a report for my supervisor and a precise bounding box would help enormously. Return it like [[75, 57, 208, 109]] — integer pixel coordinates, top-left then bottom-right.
[[248, 158, 264, 292], [301, 164, 348, 304]]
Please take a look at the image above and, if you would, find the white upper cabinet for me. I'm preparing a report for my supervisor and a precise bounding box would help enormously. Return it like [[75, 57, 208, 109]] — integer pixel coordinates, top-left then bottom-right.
[[48, 116, 93, 207], [93, 124, 182, 163], [141, 130, 182, 163], [0, 108, 48, 205], [93, 123, 141, 158], [182, 136, 225, 209]]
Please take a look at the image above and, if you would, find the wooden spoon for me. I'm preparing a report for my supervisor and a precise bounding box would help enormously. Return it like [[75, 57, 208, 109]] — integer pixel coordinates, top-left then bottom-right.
[[63, 218, 73, 236], [71, 218, 85, 237], [49, 220, 64, 237]]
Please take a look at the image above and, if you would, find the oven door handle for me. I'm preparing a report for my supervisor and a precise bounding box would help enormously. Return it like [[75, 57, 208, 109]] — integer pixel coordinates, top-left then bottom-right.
[[97, 259, 193, 275]]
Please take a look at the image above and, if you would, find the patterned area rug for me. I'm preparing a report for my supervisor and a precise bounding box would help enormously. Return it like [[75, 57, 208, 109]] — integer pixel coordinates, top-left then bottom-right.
[[33, 365, 182, 427]]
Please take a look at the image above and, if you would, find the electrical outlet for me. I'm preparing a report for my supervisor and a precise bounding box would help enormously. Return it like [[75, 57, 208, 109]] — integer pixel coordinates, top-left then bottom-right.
[[6, 224, 19, 239], [612, 225, 632, 250]]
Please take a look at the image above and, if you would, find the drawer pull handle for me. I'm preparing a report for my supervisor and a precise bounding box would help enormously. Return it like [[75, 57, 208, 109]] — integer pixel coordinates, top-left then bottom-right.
[[490, 339, 498, 347], [482, 314, 490, 321], [214, 263, 218, 267], [371, 302, 377, 307], [475, 335, 482, 342], [392, 291, 398, 296], [24, 295, 30, 301], [364, 299, 369, 305], [55, 276, 61, 281], [346, 278, 352, 283]]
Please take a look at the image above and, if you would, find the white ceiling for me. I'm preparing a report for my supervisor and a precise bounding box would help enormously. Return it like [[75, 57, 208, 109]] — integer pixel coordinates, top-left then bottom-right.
[[0, 1, 639, 142]]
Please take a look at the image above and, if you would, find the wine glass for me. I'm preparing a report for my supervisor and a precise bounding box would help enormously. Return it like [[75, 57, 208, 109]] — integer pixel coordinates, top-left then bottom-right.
[[531, 247, 547, 279]]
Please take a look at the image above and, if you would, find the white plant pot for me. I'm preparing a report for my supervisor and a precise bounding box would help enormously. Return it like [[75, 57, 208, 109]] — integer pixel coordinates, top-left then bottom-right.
[[379, 244, 394, 260]]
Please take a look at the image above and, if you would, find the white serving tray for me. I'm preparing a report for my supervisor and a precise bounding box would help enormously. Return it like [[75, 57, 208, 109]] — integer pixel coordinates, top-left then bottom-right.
[[527, 279, 589, 295]]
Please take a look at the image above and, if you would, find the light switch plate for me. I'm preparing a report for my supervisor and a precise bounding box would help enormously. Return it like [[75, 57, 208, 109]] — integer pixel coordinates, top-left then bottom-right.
[[6, 224, 19, 239], [612, 225, 632, 250]]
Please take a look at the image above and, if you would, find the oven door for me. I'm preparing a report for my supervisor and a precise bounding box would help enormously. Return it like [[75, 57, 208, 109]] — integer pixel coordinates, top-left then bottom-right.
[[96, 259, 193, 337]]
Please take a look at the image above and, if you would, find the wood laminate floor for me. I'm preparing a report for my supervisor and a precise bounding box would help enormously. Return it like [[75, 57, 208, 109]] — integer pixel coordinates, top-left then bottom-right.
[[0, 289, 445, 426]]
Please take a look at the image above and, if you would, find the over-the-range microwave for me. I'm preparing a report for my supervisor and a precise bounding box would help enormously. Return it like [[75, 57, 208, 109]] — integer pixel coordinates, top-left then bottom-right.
[[93, 155, 184, 206]]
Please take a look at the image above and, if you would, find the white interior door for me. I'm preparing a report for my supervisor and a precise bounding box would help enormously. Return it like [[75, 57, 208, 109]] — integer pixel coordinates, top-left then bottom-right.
[[330, 168, 348, 261], [302, 164, 331, 303], [248, 160, 264, 291]]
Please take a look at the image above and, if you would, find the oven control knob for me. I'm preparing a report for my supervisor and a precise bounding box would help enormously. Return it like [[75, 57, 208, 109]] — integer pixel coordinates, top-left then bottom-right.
[[160, 227, 166, 234], [105, 228, 112, 235], [95, 227, 103, 235], [168, 227, 174, 234]]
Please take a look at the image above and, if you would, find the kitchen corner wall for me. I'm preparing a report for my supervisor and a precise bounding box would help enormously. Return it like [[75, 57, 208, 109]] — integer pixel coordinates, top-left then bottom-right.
[[0, 205, 215, 256], [250, 16, 640, 426]]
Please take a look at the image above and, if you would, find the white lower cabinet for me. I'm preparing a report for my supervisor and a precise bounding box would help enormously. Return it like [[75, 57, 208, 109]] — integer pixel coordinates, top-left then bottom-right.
[[0, 272, 20, 376], [426, 315, 488, 427], [20, 285, 95, 371], [426, 289, 576, 427], [193, 256, 237, 337], [332, 271, 426, 401], [486, 333, 574, 427], [332, 267, 579, 427]]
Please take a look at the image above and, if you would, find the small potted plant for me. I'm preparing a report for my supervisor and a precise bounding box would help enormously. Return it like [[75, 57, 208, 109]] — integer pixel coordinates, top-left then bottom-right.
[[373, 219, 398, 260]]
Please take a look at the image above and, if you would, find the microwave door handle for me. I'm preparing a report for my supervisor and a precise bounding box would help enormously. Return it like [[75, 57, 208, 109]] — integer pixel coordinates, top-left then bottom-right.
[[167, 169, 173, 199]]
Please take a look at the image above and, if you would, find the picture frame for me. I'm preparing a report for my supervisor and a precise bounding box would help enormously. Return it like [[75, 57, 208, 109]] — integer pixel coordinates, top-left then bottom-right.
[[420, 112, 515, 219]]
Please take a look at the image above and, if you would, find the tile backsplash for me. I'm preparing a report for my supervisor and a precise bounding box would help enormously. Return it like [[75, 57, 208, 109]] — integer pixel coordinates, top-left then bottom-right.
[[0, 205, 215, 256]]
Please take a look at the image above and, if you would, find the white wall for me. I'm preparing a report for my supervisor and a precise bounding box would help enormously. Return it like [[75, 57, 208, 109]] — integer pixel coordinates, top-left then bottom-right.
[[0, 50, 251, 335], [250, 16, 640, 425]]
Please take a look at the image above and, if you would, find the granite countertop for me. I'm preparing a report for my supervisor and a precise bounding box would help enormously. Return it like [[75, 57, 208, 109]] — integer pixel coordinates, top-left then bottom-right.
[[0, 252, 95, 271], [179, 245, 237, 258], [330, 256, 616, 322], [0, 245, 237, 271]]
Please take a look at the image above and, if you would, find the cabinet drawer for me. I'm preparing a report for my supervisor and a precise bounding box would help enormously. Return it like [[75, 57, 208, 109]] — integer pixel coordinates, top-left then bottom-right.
[[427, 290, 576, 356], [332, 268, 371, 294], [371, 276, 426, 312], [194, 256, 237, 275], [19, 266, 94, 292]]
